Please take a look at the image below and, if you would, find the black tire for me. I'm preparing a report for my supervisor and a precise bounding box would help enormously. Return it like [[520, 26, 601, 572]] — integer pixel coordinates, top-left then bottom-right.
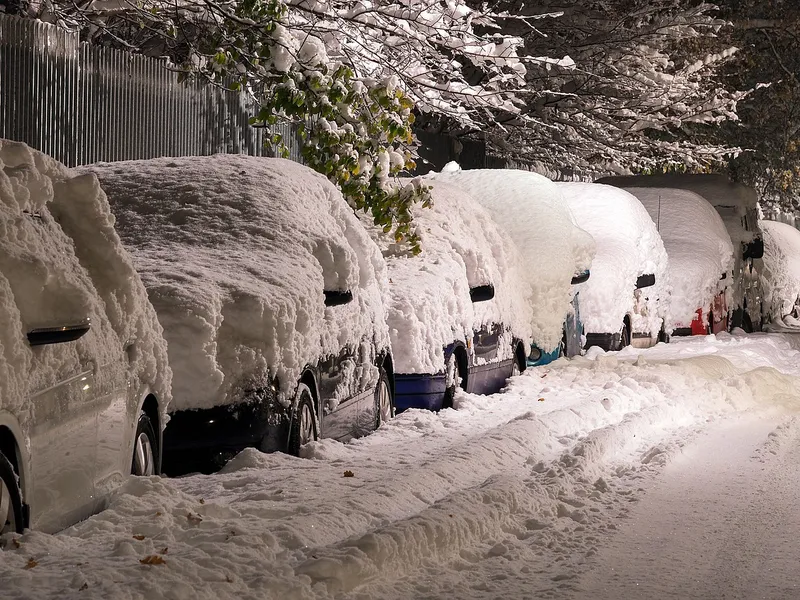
[[619, 320, 632, 350], [0, 451, 24, 535], [288, 384, 317, 456], [375, 367, 395, 428], [658, 323, 670, 344], [511, 343, 527, 376], [442, 352, 465, 410], [742, 312, 754, 333], [131, 413, 158, 476]]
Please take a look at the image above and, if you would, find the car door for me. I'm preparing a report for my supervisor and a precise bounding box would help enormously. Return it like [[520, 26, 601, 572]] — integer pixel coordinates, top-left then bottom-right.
[[470, 323, 505, 394], [317, 345, 361, 441], [92, 342, 131, 503], [28, 343, 99, 532]]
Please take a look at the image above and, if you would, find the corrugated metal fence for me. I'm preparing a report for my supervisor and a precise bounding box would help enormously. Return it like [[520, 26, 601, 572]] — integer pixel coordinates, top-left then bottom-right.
[[0, 14, 302, 166]]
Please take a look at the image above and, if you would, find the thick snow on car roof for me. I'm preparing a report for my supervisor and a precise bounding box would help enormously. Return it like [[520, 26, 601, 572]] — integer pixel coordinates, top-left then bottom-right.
[[556, 182, 669, 336], [82, 155, 389, 412], [425, 165, 595, 352], [597, 174, 759, 245], [369, 179, 534, 374], [619, 187, 734, 329], [0, 139, 171, 416], [761, 220, 800, 321]]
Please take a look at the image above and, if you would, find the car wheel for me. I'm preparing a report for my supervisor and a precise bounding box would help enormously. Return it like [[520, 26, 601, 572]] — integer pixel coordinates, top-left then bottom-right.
[[658, 323, 670, 344], [131, 413, 157, 476], [442, 352, 463, 410], [375, 367, 394, 428], [619, 321, 631, 349], [0, 451, 23, 535], [288, 384, 317, 456]]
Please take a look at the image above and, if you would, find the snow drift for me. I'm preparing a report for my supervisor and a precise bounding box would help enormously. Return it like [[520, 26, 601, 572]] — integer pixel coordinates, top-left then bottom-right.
[[0, 139, 171, 419], [760, 220, 800, 321], [556, 182, 669, 337], [81, 155, 389, 412], [617, 187, 734, 330], [424, 165, 595, 352], [369, 179, 534, 374]]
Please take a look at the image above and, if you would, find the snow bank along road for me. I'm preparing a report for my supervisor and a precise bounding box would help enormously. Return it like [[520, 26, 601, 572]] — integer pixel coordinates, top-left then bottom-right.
[[2, 332, 800, 600]]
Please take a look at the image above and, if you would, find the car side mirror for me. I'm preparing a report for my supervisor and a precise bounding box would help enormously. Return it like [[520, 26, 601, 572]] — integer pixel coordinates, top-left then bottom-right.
[[324, 290, 353, 307], [743, 237, 764, 260], [469, 285, 495, 303], [28, 320, 91, 346], [635, 273, 656, 289], [571, 270, 590, 285]]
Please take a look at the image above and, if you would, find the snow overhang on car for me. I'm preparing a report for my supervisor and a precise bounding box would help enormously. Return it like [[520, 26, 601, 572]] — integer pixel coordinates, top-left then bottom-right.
[[571, 270, 590, 285]]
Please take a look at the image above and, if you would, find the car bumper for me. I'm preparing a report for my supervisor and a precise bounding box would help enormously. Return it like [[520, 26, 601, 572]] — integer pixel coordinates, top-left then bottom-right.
[[394, 373, 448, 412], [528, 345, 560, 367], [162, 390, 289, 475]]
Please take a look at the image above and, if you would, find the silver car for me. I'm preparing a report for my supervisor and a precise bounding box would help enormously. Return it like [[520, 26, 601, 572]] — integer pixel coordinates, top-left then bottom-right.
[[0, 140, 171, 534]]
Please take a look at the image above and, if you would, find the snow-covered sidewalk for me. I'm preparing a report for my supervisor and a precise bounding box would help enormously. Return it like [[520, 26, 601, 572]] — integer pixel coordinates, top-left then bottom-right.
[[1, 332, 800, 600]]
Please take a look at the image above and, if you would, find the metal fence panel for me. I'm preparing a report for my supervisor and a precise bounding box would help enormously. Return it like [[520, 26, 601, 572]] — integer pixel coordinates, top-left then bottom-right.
[[0, 13, 301, 166]]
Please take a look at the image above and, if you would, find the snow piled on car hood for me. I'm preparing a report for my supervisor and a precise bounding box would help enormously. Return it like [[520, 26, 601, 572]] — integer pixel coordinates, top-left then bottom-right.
[[0, 139, 171, 418], [761, 220, 800, 321], [619, 187, 734, 330], [557, 182, 669, 336], [369, 179, 534, 374], [81, 156, 389, 412], [425, 165, 595, 352]]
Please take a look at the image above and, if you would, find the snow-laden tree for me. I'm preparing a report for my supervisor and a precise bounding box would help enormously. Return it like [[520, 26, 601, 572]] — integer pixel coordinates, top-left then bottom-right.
[[480, 0, 748, 178], [47, 0, 559, 251], [42, 0, 750, 232], [711, 0, 800, 215]]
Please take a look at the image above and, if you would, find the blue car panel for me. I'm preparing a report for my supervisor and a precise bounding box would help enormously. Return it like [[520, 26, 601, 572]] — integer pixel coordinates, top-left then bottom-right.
[[395, 372, 449, 412]]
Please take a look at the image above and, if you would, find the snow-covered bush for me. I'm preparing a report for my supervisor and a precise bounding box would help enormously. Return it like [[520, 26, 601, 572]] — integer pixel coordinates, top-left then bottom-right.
[[424, 165, 595, 353], [0, 139, 171, 420], [81, 155, 389, 412], [556, 182, 669, 339], [760, 221, 800, 323], [617, 187, 734, 331], [369, 179, 533, 374]]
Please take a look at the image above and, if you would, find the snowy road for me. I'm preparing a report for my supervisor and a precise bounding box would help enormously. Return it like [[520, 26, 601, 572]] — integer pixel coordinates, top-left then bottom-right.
[[574, 413, 800, 599], [1, 332, 800, 599]]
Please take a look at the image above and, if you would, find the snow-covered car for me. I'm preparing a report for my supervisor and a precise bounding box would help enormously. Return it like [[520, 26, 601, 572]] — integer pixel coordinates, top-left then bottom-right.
[[0, 140, 171, 534], [760, 220, 800, 326], [612, 187, 734, 336], [598, 174, 763, 331], [372, 179, 534, 411], [426, 165, 595, 366], [82, 156, 393, 474], [556, 182, 669, 350]]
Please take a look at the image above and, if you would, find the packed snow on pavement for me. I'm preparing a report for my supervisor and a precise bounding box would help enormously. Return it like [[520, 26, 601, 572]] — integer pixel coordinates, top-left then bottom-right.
[[2, 331, 800, 599]]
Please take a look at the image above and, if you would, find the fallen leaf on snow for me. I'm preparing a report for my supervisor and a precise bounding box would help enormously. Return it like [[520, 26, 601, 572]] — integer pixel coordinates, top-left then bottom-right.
[[538, 397, 545, 402], [140, 555, 166, 566], [132, 535, 146, 541], [343, 470, 355, 478], [24, 558, 38, 569]]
